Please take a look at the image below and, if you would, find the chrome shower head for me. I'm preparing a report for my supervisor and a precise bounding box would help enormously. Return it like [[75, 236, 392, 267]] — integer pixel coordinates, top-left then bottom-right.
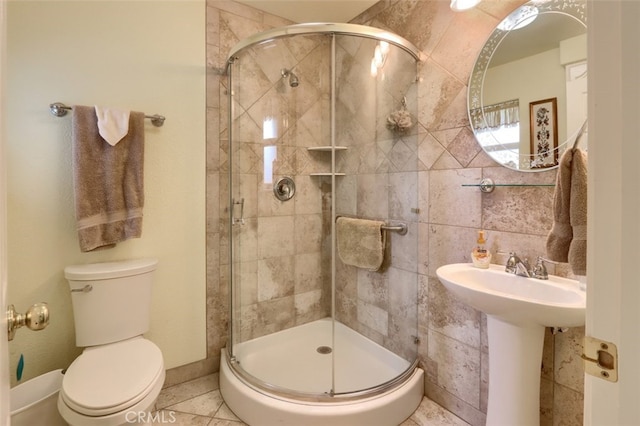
[[289, 72, 299, 87], [281, 68, 299, 88]]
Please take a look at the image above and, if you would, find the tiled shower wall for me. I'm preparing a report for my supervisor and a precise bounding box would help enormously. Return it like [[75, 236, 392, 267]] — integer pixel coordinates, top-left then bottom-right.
[[331, 35, 421, 362], [200, 1, 585, 425]]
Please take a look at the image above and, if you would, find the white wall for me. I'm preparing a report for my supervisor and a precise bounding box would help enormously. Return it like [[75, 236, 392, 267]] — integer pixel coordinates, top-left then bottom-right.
[[0, 0, 10, 420], [5, 1, 206, 385]]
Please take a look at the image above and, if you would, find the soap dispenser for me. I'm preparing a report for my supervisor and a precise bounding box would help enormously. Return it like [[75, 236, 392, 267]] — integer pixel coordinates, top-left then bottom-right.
[[471, 230, 492, 269]]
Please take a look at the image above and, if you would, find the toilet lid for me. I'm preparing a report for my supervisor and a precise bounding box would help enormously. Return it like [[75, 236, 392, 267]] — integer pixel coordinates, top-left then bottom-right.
[[61, 338, 164, 416]]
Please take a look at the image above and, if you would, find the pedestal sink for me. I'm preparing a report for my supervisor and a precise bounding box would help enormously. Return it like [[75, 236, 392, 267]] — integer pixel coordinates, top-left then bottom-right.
[[436, 263, 585, 426]]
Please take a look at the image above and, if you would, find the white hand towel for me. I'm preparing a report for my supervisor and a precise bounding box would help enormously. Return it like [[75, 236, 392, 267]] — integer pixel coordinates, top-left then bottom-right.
[[95, 106, 130, 146]]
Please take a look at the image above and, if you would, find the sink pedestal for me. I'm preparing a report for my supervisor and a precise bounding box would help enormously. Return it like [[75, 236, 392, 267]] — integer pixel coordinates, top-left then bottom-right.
[[436, 263, 585, 425], [486, 316, 545, 426]]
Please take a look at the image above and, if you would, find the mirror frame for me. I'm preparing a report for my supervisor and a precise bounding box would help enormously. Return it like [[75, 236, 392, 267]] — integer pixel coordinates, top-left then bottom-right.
[[468, 0, 587, 172]]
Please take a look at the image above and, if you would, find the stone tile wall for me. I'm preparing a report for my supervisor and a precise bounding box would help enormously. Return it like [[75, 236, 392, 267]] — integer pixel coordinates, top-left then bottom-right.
[[202, 1, 585, 425], [332, 35, 420, 362], [350, 2, 585, 424]]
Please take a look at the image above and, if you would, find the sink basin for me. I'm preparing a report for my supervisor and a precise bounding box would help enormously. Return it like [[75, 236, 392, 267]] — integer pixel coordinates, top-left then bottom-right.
[[436, 263, 585, 327], [436, 263, 586, 426]]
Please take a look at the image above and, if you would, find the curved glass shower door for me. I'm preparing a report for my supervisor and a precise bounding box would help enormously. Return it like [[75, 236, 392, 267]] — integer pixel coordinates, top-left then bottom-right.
[[226, 24, 420, 399]]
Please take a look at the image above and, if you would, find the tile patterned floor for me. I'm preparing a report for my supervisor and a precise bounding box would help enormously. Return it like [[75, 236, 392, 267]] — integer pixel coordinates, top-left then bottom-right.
[[152, 374, 469, 426]]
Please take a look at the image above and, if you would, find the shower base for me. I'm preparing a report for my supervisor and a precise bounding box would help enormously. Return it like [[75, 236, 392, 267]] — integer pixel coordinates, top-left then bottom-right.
[[220, 318, 424, 426]]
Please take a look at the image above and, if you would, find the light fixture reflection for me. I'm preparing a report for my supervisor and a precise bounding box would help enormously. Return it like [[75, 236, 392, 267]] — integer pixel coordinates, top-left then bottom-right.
[[450, 0, 481, 12], [263, 146, 277, 184], [263, 116, 277, 140], [370, 41, 389, 77], [497, 5, 539, 30], [374, 45, 384, 68], [379, 41, 390, 56]]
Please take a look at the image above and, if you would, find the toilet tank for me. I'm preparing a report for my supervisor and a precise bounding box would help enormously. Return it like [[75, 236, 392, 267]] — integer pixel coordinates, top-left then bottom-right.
[[64, 258, 158, 347]]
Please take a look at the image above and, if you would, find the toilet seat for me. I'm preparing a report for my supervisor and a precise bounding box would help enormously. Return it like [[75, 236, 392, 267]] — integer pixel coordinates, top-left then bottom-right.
[[60, 337, 164, 417]]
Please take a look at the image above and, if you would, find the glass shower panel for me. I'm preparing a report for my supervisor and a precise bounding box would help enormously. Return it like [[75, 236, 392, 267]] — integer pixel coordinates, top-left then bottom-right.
[[228, 34, 333, 394], [226, 24, 420, 400], [333, 35, 419, 394]]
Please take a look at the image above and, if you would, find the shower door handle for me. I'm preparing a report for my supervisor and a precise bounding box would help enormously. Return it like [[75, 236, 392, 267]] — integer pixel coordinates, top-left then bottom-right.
[[232, 198, 245, 225]]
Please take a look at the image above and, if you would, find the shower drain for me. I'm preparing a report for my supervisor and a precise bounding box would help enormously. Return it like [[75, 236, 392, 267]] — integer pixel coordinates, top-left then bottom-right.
[[317, 346, 332, 354]]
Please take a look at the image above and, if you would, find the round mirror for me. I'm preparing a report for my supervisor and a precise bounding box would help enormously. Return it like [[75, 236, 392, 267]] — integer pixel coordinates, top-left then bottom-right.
[[468, 0, 586, 171]]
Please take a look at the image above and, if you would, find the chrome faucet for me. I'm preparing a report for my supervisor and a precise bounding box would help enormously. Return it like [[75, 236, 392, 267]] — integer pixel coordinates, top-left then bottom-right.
[[505, 253, 554, 280], [505, 252, 531, 278]]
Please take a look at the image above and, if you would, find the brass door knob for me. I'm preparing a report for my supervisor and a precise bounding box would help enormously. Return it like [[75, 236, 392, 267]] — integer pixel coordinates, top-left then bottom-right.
[[7, 302, 49, 341]]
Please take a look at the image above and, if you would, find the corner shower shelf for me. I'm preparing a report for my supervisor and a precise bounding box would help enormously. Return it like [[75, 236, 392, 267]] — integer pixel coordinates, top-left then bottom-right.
[[308, 146, 347, 176], [307, 146, 348, 152]]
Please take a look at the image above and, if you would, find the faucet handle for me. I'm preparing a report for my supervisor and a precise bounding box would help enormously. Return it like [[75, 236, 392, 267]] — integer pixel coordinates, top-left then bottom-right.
[[505, 252, 519, 273], [532, 257, 548, 280], [532, 256, 560, 280]]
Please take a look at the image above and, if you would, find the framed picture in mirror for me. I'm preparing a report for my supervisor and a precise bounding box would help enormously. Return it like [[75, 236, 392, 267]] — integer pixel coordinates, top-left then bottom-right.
[[529, 97, 558, 168]]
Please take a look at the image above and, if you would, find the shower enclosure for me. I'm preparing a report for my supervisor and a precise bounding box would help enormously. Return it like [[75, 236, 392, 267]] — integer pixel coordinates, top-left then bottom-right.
[[220, 23, 424, 425]]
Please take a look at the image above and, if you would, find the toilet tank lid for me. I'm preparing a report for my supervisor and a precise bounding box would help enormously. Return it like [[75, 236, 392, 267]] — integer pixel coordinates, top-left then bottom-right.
[[64, 258, 158, 281]]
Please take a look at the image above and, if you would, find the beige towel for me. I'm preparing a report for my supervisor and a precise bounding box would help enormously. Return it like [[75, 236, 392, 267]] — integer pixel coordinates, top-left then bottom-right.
[[568, 149, 588, 275], [72, 105, 145, 252], [336, 217, 386, 271], [546, 148, 574, 262]]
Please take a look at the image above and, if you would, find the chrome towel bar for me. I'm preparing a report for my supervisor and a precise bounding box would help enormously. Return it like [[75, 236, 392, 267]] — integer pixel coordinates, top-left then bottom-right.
[[49, 102, 166, 127], [335, 216, 408, 236], [381, 223, 408, 235]]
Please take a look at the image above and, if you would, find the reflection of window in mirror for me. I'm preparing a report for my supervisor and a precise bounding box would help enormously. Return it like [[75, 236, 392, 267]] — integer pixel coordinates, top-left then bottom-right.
[[475, 100, 520, 169], [566, 61, 587, 141], [476, 127, 520, 169]]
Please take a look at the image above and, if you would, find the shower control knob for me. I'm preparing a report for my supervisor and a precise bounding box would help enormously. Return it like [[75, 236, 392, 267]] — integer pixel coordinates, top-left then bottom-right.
[[6, 302, 50, 341], [273, 176, 296, 201]]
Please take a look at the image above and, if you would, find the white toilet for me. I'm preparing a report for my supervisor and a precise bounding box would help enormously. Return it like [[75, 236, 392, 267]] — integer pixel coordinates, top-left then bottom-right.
[[58, 258, 165, 426]]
